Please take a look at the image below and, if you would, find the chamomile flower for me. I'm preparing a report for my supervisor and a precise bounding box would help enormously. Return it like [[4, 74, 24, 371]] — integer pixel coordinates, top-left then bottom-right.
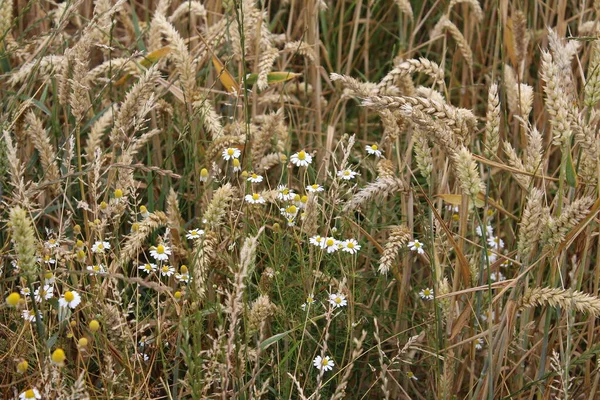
[[51, 348, 66, 366], [40, 255, 55, 265], [329, 293, 347, 308], [323, 237, 340, 253], [245, 193, 266, 204], [6, 292, 20, 307], [160, 265, 175, 277], [489, 271, 506, 282], [59, 291, 82, 309], [277, 185, 295, 201], [476, 224, 494, 237], [232, 159, 242, 172], [475, 337, 484, 350], [419, 287, 434, 300], [306, 184, 324, 193], [138, 263, 157, 274], [408, 240, 425, 255], [86, 264, 105, 275], [290, 150, 312, 167], [301, 294, 316, 311], [45, 238, 59, 249], [44, 272, 55, 285], [313, 355, 334, 371], [487, 236, 504, 250], [20, 287, 31, 297], [22, 309, 41, 322], [91, 241, 110, 254], [340, 239, 361, 254], [222, 147, 241, 160], [140, 205, 150, 218], [247, 173, 263, 183], [34, 285, 54, 302], [486, 250, 498, 263], [19, 389, 41, 400], [337, 169, 359, 180], [280, 205, 298, 218], [309, 235, 326, 248], [407, 371, 418, 380], [150, 244, 171, 261], [366, 144, 382, 157], [186, 229, 205, 239], [199, 168, 209, 182]]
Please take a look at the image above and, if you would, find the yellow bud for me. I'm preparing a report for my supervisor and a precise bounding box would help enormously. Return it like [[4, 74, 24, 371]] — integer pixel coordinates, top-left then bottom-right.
[[76, 250, 85, 260], [301, 195, 308, 203], [272, 223, 281, 232], [140, 205, 148, 214], [76, 240, 84, 248], [114, 189, 123, 198], [100, 201, 108, 210], [241, 171, 249, 178], [70, 320, 77, 327], [293, 194, 301, 202], [6, 292, 20, 306], [233, 159, 240, 168], [78, 337, 88, 348], [180, 265, 188, 274], [16, 360, 28, 374], [51, 348, 66, 366], [131, 222, 140, 232], [174, 291, 182, 300], [73, 224, 81, 234], [89, 320, 100, 333], [200, 168, 209, 178]]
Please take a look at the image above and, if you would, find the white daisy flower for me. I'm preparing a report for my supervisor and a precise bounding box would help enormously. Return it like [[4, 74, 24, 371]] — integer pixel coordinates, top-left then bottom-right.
[[365, 144, 382, 157], [39, 255, 55, 265], [309, 235, 326, 248], [139, 205, 150, 218], [160, 265, 175, 277], [44, 273, 55, 285], [59, 290, 82, 309], [475, 337, 484, 350], [277, 185, 296, 201], [20, 287, 31, 297], [489, 271, 506, 282], [222, 147, 241, 160], [232, 159, 242, 172], [19, 389, 41, 400], [487, 236, 504, 250], [501, 258, 512, 268], [22, 309, 42, 322], [301, 294, 316, 311], [175, 273, 191, 283], [313, 355, 334, 371], [34, 285, 54, 302], [150, 245, 171, 261], [329, 293, 347, 308], [306, 184, 324, 193], [323, 237, 340, 253], [476, 224, 494, 237], [340, 239, 361, 254], [86, 264, 105, 275], [337, 169, 359, 180], [408, 240, 425, 255], [91, 241, 110, 254], [407, 371, 418, 380], [138, 263, 157, 274], [245, 193, 266, 204], [186, 229, 205, 240], [280, 205, 298, 219], [486, 250, 498, 264], [419, 287, 434, 300], [290, 150, 312, 167], [247, 173, 263, 183], [45, 239, 59, 249]]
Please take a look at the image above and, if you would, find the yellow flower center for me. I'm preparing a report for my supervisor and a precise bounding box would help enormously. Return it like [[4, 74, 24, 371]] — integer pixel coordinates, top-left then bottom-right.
[[326, 239, 335, 247], [227, 148, 235, 156], [49, 239, 56, 245], [162, 266, 170, 273], [200, 168, 209, 177], [97, 243, 104, 250], [297, 151, 306, 160], [414, 242, 421, 248], [156, 245, 165, 254], [44, 255, 51, 262], [64, 291, 75, 302], [145, 264, 152, 270], [286, 205, 297, 214], [24, 390, 35, 399], [335, 297, 342, 304], [343, 171, 350, 176], [93, 265, 100, 272], [100, 201, 108, 209], [6, 292, 20, 306], [114, 189, 123, 198], [301, 195, 308, 203], [17, 360, 28, 373], [180, 265, 188, 274], [251, 174, 258, 179], [371, 144, 378, 150], [293, 194, 301, 202], [347, 242, 354, 248], [321, 358, 329, 366], [282, 189, 289, 195], [252, 193, 260, 201], [51, 348, 66, 365], [45, 272, 53, 280], [424, 290, 431, 296], [89, 320, 100, 332], [307, 296, 314, 303], [140, 205, 148, 213], [311, 184, 319, 190], [233, 159, 240, 167]]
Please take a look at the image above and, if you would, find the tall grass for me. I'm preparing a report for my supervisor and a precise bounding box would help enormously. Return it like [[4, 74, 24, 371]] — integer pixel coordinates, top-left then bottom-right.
[[1, 0, 600, 398]]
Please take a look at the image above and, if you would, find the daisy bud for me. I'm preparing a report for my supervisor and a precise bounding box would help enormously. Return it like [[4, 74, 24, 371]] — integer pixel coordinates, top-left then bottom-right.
[[16, 360, 28, 374], [89, 320, 100, 333], [114, 188, 123, 199], [174, 291, 182, 300], [78, 337, 88, 348], [73, 224, 81, 234], [6, 292, 20, 306], [51, 348, 66, 366]]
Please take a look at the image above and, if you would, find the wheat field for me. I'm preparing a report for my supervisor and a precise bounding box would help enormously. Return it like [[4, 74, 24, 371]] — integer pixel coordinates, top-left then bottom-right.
[[1, 0, 600, 398]]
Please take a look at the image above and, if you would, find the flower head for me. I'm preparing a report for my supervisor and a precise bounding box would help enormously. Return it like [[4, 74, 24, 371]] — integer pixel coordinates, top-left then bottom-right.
[[45, 238, 59, 249], [301, 294, 316, 311], [476, 224, 494, 237], [408, 240, 425, 255], [306, 184, 324, 193], [22, 309, 41, 322], [86, 264, 105, 275], [324, 237, 340, 253], [337, 169, 359, 180], [419, 287, 434, 300], [487, 236, 504, 250], [19, 389, 41, 400], [199, 168, 209, 182], [340, 239, 361, 254], [290, 150, 312, 167], [366, 144, 382, 157], [475, 337, 484, 350], [247, 173, 263, 183], [160, 265, 175, 277], [186, 229, 205, 240], [139, 263, 157, 274], [6, 292, 21, 306], [20, 287, 31, 297], [51, 348, 66, 366], [245, 193, 266, 204], [309, 235, 326, 248], [150, 244, 171, 261], [222, 147, 241, 160], [59, 290, 81, 309], [313, 355, 334, 371], [329, 293, 347, 308], [277, 185, 295, 201], [92, 241, 110, 254], [34, 285, 54, 302], [407, 371, 418, 380]]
